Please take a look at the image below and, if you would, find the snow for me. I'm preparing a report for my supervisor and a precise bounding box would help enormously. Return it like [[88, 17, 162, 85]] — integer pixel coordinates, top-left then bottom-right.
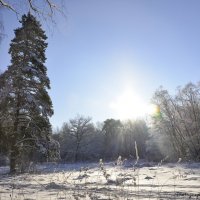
[[0, 162, 199, 199]]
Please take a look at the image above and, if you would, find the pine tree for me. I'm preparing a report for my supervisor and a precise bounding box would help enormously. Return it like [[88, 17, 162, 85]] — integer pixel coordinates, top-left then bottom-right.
[[1, 13, 54, 173], [0, 71, 13, 157]]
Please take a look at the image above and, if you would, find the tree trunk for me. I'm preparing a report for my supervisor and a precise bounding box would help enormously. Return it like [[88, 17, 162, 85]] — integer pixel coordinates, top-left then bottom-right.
[[10, 143, 17, 173], [10, 108, 19, 173], [74, 142, 80, 162]]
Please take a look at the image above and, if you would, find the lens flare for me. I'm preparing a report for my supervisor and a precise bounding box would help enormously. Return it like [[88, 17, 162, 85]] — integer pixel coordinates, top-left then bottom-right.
[[147, 104, 160, 115]]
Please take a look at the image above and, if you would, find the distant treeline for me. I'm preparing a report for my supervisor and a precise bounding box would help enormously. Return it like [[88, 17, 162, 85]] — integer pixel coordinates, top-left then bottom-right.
[[53, 117, 150, 162]]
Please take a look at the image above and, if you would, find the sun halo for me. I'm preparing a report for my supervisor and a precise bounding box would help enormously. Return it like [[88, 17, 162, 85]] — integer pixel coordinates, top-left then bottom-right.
[[110, 89, 158, 120]]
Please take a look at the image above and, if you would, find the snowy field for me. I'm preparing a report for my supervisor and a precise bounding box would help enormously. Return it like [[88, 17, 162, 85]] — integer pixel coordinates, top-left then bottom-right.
[[0, 162, 200, 200]]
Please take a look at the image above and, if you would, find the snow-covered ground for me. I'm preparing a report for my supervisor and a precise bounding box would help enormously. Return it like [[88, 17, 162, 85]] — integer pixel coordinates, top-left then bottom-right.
[[0, 162, 199, 199]]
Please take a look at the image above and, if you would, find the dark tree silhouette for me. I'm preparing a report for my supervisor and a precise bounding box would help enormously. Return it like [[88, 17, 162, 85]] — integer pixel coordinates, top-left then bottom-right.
[[0, 13, 53, 173]]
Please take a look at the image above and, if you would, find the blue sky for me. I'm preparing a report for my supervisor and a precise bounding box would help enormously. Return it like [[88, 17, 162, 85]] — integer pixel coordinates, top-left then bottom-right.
[[1, 0, 200, 128]]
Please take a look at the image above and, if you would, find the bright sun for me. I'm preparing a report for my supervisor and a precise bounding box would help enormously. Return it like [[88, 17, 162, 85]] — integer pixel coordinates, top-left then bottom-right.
[[110, 88, 157, 120]]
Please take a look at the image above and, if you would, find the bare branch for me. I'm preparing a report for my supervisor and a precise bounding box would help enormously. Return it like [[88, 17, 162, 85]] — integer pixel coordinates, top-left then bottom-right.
[[0, 0, 17, 13], [28, 0, 37, 12], [46, 0, 55, 16], [0, 0, 66, 19]]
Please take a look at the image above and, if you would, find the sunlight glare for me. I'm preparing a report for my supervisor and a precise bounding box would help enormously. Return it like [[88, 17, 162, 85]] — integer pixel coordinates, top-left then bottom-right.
[[110, 88, 148, 120]]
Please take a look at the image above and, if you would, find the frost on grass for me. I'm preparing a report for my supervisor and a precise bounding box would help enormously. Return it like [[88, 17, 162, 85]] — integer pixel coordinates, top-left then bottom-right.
[[0, 162, 200, 200]]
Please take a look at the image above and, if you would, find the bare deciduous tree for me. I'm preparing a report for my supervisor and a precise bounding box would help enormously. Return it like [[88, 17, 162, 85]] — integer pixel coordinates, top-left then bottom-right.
[[68, 116, 95, 162], [152, 83, 200, 161]]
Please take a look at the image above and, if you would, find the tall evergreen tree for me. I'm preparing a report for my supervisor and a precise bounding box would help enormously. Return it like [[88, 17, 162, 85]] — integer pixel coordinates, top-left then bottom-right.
[[1, 13, 54, 173]]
